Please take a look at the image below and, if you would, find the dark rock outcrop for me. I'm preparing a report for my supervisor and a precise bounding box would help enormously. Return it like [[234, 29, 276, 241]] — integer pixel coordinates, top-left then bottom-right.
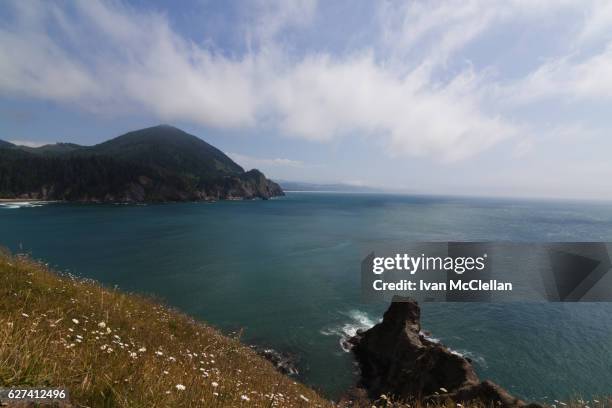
[[202, 169, 284, 201], [250, 345, 299, 376], [350, 296, 539, 408]]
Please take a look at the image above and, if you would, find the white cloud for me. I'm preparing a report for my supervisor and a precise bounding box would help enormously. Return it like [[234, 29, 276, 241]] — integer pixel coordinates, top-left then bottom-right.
[[8, 140, 47, 148], [228, 152, 304, 170], [270, 53, 515, 160], [504, 45, 612, 103], [0, 26, 100, 102], [0, 0, 610, 164], [575, 0, 612, 45], [378, 0, 504, 66], [246, 0, 317, 45]]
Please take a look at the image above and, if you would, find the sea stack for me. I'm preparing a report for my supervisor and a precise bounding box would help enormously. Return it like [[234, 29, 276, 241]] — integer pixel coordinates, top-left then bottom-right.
[[349, 296, 540, 408]]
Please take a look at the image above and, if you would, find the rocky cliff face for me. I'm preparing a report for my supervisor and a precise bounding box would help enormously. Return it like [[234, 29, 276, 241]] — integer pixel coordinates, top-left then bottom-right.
[[202, 170, 284, 201], [349, 297, 540, 408], [10, 171, 283, 203]]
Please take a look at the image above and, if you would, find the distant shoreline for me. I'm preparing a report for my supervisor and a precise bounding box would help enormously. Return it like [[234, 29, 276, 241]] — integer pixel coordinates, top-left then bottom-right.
[[284, 190, 380, 194]]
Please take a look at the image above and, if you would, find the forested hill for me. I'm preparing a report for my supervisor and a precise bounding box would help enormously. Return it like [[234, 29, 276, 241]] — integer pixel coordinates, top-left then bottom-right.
[[0, 125, 283, 202], [0, 139, 14, 149]]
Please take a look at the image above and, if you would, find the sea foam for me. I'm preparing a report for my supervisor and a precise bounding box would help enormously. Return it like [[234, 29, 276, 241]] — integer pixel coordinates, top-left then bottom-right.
[[320, 310, 378, 352], [420, 330, 487, 368], [0, 201, 49, 209]]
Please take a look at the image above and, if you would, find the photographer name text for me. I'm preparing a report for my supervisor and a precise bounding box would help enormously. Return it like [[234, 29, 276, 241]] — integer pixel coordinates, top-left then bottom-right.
[[371, 253, 512, 292]]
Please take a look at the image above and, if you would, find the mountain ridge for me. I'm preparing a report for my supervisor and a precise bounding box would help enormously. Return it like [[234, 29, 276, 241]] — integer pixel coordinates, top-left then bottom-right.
[[0, 139, 15, 148], [0, 125, 283, 202]]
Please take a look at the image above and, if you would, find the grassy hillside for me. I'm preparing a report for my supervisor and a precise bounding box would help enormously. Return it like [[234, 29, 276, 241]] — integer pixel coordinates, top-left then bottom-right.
[[0, 251, 328, 407]]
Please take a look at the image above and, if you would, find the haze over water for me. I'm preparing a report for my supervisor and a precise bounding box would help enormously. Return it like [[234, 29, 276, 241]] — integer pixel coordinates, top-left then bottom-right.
[[1, 192, 611, 400]]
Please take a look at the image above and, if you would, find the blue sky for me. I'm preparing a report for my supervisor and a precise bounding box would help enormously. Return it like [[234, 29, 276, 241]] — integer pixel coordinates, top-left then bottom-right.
[[1, 0, 612, 199]]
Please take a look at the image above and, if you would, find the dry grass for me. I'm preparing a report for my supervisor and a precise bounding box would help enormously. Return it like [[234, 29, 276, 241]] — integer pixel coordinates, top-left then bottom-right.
[[0, 251, 331, 407]]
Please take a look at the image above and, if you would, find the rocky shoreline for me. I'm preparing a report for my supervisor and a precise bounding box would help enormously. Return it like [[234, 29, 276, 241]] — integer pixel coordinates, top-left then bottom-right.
[[0, 169, 284, 203], [347, 296, 542, 408], [250, 345, 300, 376]]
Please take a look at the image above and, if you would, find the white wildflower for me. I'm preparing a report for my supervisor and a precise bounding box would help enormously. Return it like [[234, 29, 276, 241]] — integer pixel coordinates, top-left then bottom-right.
[[299, 395, 309, 402], [138, 347, 146, 352], [98, 321, 106, 329], [175, 384, 186, 391], [241, 395, 250, 401], [211, 382, 218, 387], [21, 313, 29, 318], [72, 318, 79, 324]]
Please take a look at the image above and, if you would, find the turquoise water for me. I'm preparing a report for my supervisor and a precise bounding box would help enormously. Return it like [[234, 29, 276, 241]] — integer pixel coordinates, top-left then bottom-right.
[[1, 193, 612, 400]]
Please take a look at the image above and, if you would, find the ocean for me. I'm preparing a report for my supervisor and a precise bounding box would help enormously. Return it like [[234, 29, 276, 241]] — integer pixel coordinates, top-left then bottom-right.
[[1, 192, 611, 400]]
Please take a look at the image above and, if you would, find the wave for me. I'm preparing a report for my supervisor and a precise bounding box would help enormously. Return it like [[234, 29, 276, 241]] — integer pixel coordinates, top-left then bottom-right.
[[321, 310, 487, 369], [453, 349, 487, 368], [0, 201, 50, 209], [420, 331, 487, 368], [320, 310, 378, 352]]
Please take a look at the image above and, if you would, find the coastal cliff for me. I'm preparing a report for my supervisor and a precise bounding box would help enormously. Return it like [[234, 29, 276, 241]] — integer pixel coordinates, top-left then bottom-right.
[[349, 297, 540, 408], [0, 125, 283, 202]]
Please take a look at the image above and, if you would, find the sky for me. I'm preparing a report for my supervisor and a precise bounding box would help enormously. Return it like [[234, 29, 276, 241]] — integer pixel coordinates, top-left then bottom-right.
[[1, 0, 612, 199]]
